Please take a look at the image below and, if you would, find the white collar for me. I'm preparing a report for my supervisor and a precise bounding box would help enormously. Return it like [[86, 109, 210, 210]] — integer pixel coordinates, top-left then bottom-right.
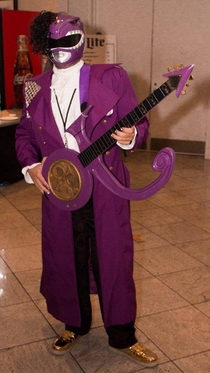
[[52, 60, 84, 78]]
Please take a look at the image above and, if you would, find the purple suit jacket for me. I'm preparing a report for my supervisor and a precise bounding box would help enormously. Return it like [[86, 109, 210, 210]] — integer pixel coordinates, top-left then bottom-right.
[[15, 63, 149, 328]]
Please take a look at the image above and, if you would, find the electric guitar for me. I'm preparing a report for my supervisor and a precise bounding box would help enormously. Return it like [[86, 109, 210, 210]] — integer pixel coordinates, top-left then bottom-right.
[[42, 64, 194, 210]]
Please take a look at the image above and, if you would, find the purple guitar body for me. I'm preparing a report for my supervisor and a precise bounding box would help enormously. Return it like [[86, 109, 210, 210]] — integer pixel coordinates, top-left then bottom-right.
[[42, 64, 194, 210]]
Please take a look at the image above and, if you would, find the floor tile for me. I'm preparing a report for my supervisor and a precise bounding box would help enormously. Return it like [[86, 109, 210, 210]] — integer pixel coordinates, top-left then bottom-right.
[[195, 300, 210, 318], [130, 199, 157, 212], [0, 226, 41, 250], [172, 167, 206, 179], [176, 239, 210, 266], [0, 272, 30, 306], [136, 306, 210, 360], [132, 227, 170, 250], [0, 197, 18, 213], [0, 244, 42, 272], [149, 221, 210, 244], [188, 216, 210, 233], [133, 261, 153, 280], [167, 202, 210, 221], [166, 173, 201, 191], [2, 184, 41, 211], [147, 189, 193, 208], [15, 268, 43, 300], [0, 302, 55, 350], [135, 277, 188, 317], [0, 211, 32, 229], [0, 256, 11, 274], [135, 245, 203, 276], [0, 340, 83, 373], [131, 207, 183, 228], [158, 266, 210, 304], [20, 207, 42, 226], [175, 350, 210, 373], [179, 186, 210, 203], [139, 362, 184, 372]]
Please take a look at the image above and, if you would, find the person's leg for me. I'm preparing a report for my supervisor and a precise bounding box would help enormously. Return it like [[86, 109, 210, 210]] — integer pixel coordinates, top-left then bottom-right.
[[52, 200, 93, 354], [91, 222, 158, 368], [106, 323, 137, 348], [66, 203, 92, 334]]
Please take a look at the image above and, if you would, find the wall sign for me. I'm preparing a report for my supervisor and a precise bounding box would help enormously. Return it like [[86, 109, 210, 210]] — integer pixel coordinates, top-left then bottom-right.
[[83, 34, 116, 64]]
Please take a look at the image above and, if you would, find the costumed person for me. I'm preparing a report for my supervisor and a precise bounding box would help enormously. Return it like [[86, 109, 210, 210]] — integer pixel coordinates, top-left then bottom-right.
[[15, 11, 158, 368]]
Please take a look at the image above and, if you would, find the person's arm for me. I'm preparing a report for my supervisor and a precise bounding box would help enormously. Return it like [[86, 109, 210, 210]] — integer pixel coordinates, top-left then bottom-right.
[[15, 106, 50, 194], [110, 66, 149, 150]]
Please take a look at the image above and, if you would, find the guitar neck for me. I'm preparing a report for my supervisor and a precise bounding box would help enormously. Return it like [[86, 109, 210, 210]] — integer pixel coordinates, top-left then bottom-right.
[[78, 75, 180, 167]]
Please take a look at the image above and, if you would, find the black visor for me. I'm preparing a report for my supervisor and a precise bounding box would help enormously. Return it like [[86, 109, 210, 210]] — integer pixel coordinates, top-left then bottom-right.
[[49, 34, 82, 49]]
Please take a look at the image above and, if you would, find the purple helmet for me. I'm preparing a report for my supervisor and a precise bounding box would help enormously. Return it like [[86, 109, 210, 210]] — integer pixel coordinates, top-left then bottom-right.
[[48, 12, 85, 67]]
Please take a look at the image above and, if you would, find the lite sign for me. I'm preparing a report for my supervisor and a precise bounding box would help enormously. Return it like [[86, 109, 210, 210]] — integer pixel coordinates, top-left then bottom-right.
[[83, 35, 116, 64]]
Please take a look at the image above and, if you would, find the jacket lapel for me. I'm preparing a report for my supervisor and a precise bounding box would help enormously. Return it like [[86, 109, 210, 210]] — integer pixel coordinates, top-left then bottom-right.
[[88, 71, 120, 128], [27, 71, 64, 147]]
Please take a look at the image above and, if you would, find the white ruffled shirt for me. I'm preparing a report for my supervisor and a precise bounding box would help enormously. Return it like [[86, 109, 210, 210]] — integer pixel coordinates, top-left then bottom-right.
[[51, 60, 84, 151]]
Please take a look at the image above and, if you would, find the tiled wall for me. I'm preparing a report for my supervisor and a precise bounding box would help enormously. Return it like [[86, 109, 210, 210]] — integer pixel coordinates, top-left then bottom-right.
[[17, 0, 210, 157]]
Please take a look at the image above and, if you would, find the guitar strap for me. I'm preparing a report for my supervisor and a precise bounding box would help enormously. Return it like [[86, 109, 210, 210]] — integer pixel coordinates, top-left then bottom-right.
[[80, 63, 91, 112]]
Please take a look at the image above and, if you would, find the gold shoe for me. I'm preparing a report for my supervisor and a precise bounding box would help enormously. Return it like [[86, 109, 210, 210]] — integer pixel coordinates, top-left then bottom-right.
[[110, 342, 158, 367], [51, 330, 81, 355]]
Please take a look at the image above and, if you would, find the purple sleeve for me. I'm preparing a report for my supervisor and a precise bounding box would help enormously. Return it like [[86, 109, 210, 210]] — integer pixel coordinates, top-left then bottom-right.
[[15, 104, 40, 168], [108, 66, 149, 150]]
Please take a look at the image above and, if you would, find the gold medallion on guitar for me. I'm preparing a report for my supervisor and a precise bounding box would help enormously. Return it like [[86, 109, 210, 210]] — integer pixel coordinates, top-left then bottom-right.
[[48, 159, 82, 201]]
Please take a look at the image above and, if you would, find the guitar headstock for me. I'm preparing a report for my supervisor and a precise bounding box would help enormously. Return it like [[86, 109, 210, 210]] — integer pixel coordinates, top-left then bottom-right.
[[162, 63, 194, 98]]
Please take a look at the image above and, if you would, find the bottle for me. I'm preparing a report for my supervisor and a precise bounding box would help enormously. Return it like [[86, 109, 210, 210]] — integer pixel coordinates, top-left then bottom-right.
[[14, 35, 33, 108]]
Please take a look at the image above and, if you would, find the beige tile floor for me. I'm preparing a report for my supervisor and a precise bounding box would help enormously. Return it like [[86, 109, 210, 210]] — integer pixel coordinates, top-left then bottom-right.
[[1, 150, 210, 372]]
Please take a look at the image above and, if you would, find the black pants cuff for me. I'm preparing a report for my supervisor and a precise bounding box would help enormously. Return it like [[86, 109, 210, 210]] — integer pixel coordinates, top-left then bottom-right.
[[106, 322, 137, 349]]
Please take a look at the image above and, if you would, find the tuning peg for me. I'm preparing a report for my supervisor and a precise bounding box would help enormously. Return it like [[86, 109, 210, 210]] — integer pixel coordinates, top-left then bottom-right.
[[174, 63, 184, 71], [181, 89, 187, 95], [168, 63, 186, 72]]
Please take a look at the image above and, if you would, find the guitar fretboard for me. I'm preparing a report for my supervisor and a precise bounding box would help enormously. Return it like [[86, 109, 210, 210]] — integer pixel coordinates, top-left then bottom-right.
[[78, 75, 180, 167]]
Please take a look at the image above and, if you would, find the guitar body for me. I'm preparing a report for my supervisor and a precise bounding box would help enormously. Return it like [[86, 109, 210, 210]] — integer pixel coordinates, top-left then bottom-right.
[[42, 148, 93, 210]]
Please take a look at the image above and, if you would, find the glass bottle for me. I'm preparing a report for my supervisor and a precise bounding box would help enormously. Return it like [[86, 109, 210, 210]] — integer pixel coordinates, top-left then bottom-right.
[[14, 35, 33, 108]]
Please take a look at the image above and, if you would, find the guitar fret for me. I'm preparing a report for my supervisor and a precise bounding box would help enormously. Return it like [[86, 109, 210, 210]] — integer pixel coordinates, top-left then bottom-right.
[[121, 115, 131, 127], [95, 138, 106, 152], [81, 150, 92, 166], [130, 110, 140, 124], [103, 131, 113, 146], [141, 98, 154, 112], [153, 87, 166, 101], [135, 105, 145, 119], [145, 98, 154, 109], [159, 82, 172, 96], [159, 87, 168, 96], [138, 103, 147, 115]]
